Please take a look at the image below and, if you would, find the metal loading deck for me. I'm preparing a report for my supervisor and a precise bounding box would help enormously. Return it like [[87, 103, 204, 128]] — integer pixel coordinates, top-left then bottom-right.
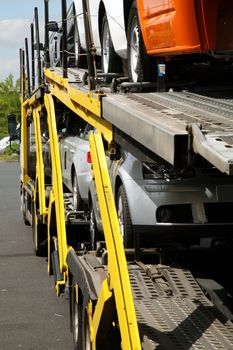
[[47, 67, 233, 174], [103, 90, 233, 174], [129, 264, 233, 349], [67, 249, 233, 350]]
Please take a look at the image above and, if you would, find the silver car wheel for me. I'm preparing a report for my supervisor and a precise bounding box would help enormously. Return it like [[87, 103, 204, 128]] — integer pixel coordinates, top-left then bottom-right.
[[116, 185, 133, 248], [129, 17, 139, 82], [117, 194, 125, 242], [73, 174, 78, 211]]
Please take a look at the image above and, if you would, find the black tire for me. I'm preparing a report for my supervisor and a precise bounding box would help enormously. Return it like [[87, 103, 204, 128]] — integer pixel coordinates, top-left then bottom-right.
[[32, 202, 47, 257], [84, 310, 92, 350], [69, 21, 87, 68], [21, 188, 30, 226], [73, 172, 84, 211], [23, 210, 30, 226], [48, 203, 57, 276], [127, 1, 156, 82], [58, 37, 63, 67], [90, 202, 102, 250], [101, 14, 122, 76], [72, 284, 83, 350], [116, 185, 134, 248]]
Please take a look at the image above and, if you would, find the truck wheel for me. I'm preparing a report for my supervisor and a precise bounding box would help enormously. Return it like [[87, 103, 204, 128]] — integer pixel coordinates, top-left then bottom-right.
[[127, 1, 156, 82], [73, 172, 83, 211], [72, 285, 83, 350], [21, 188, 30, 226], [84, 311, 92, 350], [101, 14, 122, 77], [116, 185, 134, 248], [32, 203, 47, 257]]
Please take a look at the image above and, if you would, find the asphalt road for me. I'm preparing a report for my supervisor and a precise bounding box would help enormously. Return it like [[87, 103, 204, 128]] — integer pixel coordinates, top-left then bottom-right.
[[0, 161, 73, 350]]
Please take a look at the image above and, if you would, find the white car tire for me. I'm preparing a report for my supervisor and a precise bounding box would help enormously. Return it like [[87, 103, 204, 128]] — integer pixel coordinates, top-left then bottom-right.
[[101, 14, 122, 78], [127, 1, 156, 82]]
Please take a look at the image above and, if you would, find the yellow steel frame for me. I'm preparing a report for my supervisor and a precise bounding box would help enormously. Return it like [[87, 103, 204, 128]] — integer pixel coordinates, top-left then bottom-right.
[[22, 67, 141, 347], [44, 93, 67, 274], [32, 105, 47, 218], [44, 68, 113, 143], [21, 100, 29, 185], [90, 132, 141, 350], [22, 91, 67, 283]]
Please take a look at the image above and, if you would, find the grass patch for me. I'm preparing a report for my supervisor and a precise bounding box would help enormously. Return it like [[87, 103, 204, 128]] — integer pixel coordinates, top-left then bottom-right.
[[0, 143, 20, 161]]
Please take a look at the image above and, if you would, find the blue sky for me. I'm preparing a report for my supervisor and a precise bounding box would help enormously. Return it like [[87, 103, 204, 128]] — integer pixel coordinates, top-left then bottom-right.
[[0, 0, 61, 81]]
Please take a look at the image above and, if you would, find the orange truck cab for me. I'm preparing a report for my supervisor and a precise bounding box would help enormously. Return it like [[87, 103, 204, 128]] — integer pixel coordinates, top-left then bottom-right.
[[137, 0, 233, 58]]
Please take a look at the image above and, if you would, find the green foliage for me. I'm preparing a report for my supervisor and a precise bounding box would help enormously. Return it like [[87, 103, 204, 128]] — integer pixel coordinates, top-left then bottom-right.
[[0, 143, 20, 161], [0, 74, 20, 139], [4, 143, 20, 156]]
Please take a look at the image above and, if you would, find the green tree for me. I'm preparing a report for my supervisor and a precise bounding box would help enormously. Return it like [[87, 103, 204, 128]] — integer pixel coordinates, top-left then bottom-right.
[[0, 74, 20, 139]]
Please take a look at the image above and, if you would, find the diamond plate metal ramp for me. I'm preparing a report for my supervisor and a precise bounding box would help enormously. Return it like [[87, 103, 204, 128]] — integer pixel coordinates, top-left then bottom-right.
[[128, 265, 233, 349]]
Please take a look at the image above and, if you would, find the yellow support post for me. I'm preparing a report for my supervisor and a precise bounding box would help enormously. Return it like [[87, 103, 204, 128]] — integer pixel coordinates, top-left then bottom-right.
[[21, 100, 29, 185], [44, 93, 67, 274], [32, 106, 47, 217], [91, 279, 114, 350], [90, 132, 141, 350]]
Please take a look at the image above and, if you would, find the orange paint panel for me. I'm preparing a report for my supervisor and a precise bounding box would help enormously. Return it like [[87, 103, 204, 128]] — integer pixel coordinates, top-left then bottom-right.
[[137, 0, 233, 57], [144, 14, 170, 50], [137, 0, 201, 55]]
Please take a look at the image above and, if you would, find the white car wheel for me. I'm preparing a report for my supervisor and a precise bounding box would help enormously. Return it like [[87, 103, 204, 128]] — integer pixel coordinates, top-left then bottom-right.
[[74, 24, 86, 68], [127, 1, 156, 82], [129, 17, 140, 82], [102, 19, 110, 73], [101, 14, 122, 78]]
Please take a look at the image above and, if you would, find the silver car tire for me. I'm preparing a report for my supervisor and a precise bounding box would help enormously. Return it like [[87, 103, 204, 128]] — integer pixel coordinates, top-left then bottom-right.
[[116, 185, 134, 248], [73, 172, 83, 211]]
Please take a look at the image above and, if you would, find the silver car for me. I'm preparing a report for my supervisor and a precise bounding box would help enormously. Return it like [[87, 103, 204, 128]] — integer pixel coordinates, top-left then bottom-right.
[[60, 119, 93, 211], [90, 148, 233, 248]]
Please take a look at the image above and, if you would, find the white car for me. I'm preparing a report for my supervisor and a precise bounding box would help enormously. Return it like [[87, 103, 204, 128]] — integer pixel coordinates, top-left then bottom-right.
[[48, 0, 161, 81], [72, 1, 233, 83], [0, 125, 20, 154], [74, 0, 127, 74], [0, 136, 10, 154]]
